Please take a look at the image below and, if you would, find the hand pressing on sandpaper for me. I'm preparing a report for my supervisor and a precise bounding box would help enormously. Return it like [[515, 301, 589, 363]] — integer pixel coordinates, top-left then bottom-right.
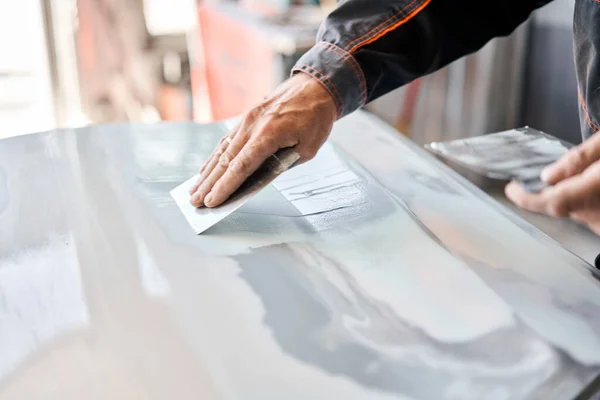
[[189, 72, 337, 208], [506, 132, 600, 234]]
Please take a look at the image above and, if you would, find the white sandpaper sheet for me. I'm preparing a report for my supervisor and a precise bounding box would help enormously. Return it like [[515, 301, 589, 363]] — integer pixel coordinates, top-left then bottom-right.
[[171, 174, 241, 234], [171, 143, 365, 234]]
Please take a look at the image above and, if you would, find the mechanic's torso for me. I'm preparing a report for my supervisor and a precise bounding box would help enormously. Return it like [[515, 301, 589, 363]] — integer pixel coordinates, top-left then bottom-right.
[[574, 0, 600, 139]]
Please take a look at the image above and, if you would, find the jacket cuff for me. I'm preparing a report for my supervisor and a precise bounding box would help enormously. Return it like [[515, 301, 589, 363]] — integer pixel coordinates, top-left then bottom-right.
[[291, 41, 367, 119]]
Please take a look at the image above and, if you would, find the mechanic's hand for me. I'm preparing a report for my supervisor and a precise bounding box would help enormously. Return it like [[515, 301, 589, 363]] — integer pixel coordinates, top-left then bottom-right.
[[189, 72, 337, 208], [505, 132, 600, 234]]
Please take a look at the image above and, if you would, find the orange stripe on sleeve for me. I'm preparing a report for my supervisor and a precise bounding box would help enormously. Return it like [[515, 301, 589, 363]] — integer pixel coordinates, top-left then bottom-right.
[[348, 0, 432, 54], [578, 88, 600, 133]]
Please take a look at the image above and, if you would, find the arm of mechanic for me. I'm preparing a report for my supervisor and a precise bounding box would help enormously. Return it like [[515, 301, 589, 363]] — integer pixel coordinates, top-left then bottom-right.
[[190, 0, 552, 208]]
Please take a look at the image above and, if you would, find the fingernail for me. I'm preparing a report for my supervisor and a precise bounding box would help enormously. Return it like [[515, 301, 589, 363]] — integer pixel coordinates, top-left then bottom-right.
[[504, 182, 517, 201], [540, 167, 551, 183], [204, 193, 214, 207], [189, 178, 203, 194], [191, 193, 202, 205]]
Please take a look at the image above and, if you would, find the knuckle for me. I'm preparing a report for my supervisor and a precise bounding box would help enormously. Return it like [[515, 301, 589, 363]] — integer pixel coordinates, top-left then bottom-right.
[[257, 113, 279, 132], [218, 140, 229, 152], [513, 195, 529, 210], [546, 198, 568, 218], [198, 181, 210, 194], [566, 147, 587, 171], [218, 151, 233, 167], [257, 135, 278, 151], [230, 156, 251, 176], [214, 148, 224, 158], [281, 136, 300, 148], [247, 106, 263, 120], [300, 148, 317, 161], [570, 212, 585, 223], [510, 194, 525, 208], [266, 102, 284, 118], [200, 167, 212, 180]]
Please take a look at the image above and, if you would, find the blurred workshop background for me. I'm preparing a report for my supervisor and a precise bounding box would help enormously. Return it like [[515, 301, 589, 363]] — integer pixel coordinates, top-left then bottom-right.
[[0, 0, 579, 145]]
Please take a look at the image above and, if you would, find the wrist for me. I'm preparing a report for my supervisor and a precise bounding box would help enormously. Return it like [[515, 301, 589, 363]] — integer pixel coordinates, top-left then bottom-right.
[[290, 71, 338, 121]]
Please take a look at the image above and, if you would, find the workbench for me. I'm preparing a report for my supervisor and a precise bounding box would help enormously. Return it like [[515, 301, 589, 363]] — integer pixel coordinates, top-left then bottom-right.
[[1, 111, 600, 399]]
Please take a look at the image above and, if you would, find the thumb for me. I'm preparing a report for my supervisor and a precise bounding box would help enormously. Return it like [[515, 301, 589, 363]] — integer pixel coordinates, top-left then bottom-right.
[[541, 132, 600, 185]]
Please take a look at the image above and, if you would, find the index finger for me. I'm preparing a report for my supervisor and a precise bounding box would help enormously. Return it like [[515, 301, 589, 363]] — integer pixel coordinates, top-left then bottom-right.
[[541, 132, 600, 184], [189, 136, 233, 195], [506, 172, 595, 218], [505, 181, 549, 214]]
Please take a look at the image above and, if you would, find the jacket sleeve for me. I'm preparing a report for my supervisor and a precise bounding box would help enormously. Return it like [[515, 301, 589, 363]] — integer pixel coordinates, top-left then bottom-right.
[[292, 0, 553, 118]]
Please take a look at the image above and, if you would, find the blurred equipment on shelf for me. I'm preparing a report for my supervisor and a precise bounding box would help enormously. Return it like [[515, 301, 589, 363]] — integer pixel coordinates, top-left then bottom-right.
[[190, 1, 323, 122], [157, 52, 193, 120], [238, 0, 320, 17], [74, 0, 195, 124], [10, 0, 579, 143], [75, 0, 158, 122]]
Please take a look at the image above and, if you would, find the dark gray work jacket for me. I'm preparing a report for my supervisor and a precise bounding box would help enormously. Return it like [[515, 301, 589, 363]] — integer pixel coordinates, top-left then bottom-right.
[[293, 0, 598, 140]]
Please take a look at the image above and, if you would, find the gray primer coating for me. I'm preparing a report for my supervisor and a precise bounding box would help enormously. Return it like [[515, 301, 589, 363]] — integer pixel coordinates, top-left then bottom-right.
[[1, 111, 600, 399]]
